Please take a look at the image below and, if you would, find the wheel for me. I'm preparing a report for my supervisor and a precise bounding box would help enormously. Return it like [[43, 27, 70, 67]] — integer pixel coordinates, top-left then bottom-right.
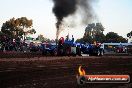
[[117, 49, 119, 53], [53, 49, 57, 56], [97, 50, 100, 56], [42, 50, 46, 55], [100, 50, 104, 56], [46, 51, 50, 56]]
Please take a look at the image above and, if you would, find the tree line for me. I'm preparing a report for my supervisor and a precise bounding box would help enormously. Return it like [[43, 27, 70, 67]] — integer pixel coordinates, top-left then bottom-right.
[[1, 18, 131, 44], [76, 23, 128, 43]]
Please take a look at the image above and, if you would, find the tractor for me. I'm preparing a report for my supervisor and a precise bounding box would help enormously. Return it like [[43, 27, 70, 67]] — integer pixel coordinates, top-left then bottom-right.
[[57, 36, 81, 56], [81, 42, 104, 56], [41, 35, 81, 56]]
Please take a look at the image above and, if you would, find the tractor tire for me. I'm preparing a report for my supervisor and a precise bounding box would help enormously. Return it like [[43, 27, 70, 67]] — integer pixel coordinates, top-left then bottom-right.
[[97, 50, 100, 56], [53, 49, 58, 56], [100, 50, 104, 56]]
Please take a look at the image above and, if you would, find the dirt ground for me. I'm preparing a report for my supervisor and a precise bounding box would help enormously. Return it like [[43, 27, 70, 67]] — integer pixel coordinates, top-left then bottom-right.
[[0, 56, 132, 88]]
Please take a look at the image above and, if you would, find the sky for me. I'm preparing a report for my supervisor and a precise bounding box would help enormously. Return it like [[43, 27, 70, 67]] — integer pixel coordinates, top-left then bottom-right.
[[0, 0, 132, 40]]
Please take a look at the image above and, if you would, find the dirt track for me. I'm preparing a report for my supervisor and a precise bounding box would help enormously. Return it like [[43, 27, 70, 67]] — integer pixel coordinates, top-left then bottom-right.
[[0, 56, 132, 88]]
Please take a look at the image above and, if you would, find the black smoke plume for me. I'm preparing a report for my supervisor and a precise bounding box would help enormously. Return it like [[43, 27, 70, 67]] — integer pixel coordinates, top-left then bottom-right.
[[52, 0, 98, 40]]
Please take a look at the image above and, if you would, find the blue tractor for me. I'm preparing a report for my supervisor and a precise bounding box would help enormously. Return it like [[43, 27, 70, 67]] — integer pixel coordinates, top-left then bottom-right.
[[41, 43, 57, 56], [81, 43, 104, 56], [57, 36, 81, 56], [41, 35, 81, 56]]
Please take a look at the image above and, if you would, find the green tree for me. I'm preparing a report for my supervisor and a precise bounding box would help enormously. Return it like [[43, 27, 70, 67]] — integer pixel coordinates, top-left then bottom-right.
[[18, 17, 34, 39], [37, 34, 45, 42], [105, 32, 119, 43], [83, 34, 93, 43], [76, 38, 84, 43], [1, 18, 16, 38], [37, 34, 51, 42], [117, 36, 127, 43], [94, 33, 105, 43], [105, 32, 127, 43], [1, 17, 36, 39], [85, 23, 104, 38], [26, 29, 36, 35], [127, 31, 132, 38], [83, 23, 105, 43]]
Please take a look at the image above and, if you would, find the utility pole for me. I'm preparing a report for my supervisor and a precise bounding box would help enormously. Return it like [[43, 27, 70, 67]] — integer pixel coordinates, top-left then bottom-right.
[[67, 26, 69, 40]]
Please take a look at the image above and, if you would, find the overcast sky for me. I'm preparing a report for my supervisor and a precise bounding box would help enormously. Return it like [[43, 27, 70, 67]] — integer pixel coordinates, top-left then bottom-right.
[[0, 0, 132, 40]]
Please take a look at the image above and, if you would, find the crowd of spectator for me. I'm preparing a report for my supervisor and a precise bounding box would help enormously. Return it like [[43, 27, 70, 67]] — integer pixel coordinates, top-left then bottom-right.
[[0, 35, 42, 53]]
